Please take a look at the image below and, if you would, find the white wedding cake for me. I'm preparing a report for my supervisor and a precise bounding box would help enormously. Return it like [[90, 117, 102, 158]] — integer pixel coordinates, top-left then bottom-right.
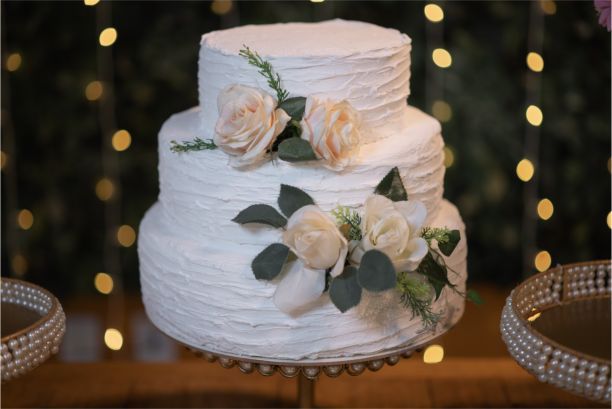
[[139, 19, 469, 360]]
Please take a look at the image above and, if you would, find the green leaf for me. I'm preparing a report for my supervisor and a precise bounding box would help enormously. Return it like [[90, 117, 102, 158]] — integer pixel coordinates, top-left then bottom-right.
[[374, 167, 408, 202], [278, 137, 318, 163], [438, 230, 461, 256], [232, 204, 287, 228], [357, 250, 397, 292], [251, 243, 290, 280], [278, 184, 315, 217], [279, 97, 306, 120], [329, 266, 362, 313], [466, 289, 484, 305], [416, 252, 451, 300]]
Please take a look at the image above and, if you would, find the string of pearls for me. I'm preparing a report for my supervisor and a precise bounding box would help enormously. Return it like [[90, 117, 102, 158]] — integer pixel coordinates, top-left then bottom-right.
[[1, 278, 66, 382], [500, 261, 611, 403]]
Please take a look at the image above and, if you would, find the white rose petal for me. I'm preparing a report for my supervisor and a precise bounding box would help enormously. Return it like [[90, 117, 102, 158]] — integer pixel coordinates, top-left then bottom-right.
[[273, 261, 326, 316]]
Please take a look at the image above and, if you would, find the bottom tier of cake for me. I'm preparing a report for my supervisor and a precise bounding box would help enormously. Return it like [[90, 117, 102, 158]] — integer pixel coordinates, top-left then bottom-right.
[[139, 198, 468, 361]]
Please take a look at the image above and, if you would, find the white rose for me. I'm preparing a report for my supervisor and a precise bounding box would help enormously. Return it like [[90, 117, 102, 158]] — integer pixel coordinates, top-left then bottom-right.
[[299, 96, 361, 170], [214, 84, 290, 167], [274, 205, 349, 315], [351, 195, 428, 272]]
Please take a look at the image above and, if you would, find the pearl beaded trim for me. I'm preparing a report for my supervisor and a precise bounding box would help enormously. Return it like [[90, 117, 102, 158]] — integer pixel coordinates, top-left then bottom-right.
[[500, 260, 611, 403], [1, 278, 66, 382]]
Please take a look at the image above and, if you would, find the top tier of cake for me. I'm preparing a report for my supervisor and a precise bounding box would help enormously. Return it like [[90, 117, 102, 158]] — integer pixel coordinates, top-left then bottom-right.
[[198, 19, 412, 144]]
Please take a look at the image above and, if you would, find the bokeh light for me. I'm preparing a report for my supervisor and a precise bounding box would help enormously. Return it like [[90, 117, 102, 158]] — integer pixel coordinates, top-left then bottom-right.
[[211, 0, 233, 14], [12, 254, 28, 277], [99, 28, 117, 47], [94, 272, 114, 294], [432, 100, 452, 122], [112, 129, 131, 152], [17, 209, 34, 230], [526, 105, 543, 126], [95, 178, 115, 201], [1, 151, 7, 170], [423, 344, 444, 364], [534, 251, 552, 272], [104, 328, 123, 351], [85, 81, 104, 101], [443, 146, 455, 168], [432, 48, 452, 68], [607, 211, 611, 229], [516, 159, 535, 182], [117, 225, 136, 247], [424, 4, 444, 22], [526, 52, 544, 72], [83, 0, 100, 5], [540, 0, 557, 15], [6, 53, 22, 72], [537, 198, 554, 220]]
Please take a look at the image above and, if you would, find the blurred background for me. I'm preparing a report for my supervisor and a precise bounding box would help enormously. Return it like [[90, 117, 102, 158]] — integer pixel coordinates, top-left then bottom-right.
[[1, 1, 610, 362]]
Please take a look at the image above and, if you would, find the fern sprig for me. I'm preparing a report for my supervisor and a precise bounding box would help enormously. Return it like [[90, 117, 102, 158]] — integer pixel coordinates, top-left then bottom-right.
[[421, 227, 452, 246], [239, 45, 289, 105], [331, 206, 362, 241], [396, 272, 441, 331], [170, 138, 217, 153]]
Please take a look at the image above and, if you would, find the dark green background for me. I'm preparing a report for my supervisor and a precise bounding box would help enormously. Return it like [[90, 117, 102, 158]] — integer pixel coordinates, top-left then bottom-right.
[[2, 1, 610, 297]]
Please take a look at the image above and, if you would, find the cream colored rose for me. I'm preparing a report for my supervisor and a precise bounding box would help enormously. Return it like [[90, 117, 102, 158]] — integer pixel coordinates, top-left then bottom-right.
[[351, 195, 428, 272], [299, 96, 361, 170], [282, 205, 348, 277], [214, 84, 290, 167]]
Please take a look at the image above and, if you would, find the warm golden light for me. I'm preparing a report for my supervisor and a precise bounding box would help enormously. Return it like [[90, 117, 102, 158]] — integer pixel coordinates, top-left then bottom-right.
[[310, 0, 325, 2], [6, 53, 22, 72], [526, 105, 543, 126], [1, 150, 7, 170], [443, 146, 455, 168], [104, 328, 123, 351], [84, 0, 100, 5], [95, 178, 115, 201], [117, 225, 136, 247], [12, 254, 28, 277], [432, 100, 452, 123], [423, 344, 444, 364], [111, 129, 131, 152], [424, 4, 444, 22], [607, 211, 612, 229], [607, 157, 611, 173], [527, 311, 541, 322], [534, 251, 552, 272], [432, 48, 452, 68], [17, 209, 34, 230], [85, 81, 104, 101], [526, 52, 544, 72], [99, 28, 117, 47], [540, 0, 557, 15], [211, 0, 233, 14], [94, 272, 114, 294], [516, 159, 535, 182], [537, 198, 554, 221]]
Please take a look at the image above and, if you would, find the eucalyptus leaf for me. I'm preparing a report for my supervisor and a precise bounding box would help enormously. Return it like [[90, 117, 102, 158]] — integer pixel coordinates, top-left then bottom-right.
[[374, 167, 408, 202], [251, 243, 290, 280], [466, 289, 484, 305], [279, 97, 307, 120], [232, 204, 287, 228], [438, 230, 461, 256], [416, 252, 451, 300], [329, 266, 362, 313], [278, 137, 318, 163], [357, 250, 396, 292], [278, 184, 315, 217]]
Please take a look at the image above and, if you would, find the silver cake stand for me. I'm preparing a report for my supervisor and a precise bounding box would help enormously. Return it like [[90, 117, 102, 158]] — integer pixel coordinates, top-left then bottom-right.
[[168, 320, 458, 408]]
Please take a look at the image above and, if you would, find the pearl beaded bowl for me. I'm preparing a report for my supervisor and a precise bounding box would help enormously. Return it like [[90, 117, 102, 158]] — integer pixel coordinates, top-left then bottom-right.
[[1, 278, 66, 382], [500, 260, 611, 403]]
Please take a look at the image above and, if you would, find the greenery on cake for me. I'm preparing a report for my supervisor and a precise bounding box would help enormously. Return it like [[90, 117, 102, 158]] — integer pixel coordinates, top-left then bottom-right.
[[232, 166, 482, 331], [169, 137, 217, 153]]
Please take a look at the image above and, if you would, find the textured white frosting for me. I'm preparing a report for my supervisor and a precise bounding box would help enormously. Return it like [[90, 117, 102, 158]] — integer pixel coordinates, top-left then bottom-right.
[[139, 107, 467, 360], [198, 19, 412, 144]]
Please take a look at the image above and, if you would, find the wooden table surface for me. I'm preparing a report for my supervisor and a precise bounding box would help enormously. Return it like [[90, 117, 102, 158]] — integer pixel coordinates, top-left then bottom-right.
[[3, 358, 606, 408]]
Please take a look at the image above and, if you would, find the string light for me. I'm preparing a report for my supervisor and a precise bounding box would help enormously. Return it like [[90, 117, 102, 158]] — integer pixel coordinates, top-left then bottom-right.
[[516, 159, 535, 182], [537, 198, 554, 220], [6, 53, 22, 72], [1, 150, 7, 170], [99, 28, 117, 47], [12, 254, 28, 277], [111, 129, 131, 152], [84, 0, 100, 5], [525, 105, 543, 126], [534, 250, 552, 272], [432, 100, 452, 122], [104, 328, 123, 351], [85, 81, 104, 101], [526, 52, 544, 72], [94, 272, 114, 294], [539, 0, 557, 15], [117, 225, 136, 247], [424, 4, 444, 22], [443, 146, 455, 168], [211, 0, 233, 14], [607, 211, 612, 229], [17, 209, 34, 230], [423, 344, 444, 364], [432, 48, 452, 68], [95, 178, 115, 201]]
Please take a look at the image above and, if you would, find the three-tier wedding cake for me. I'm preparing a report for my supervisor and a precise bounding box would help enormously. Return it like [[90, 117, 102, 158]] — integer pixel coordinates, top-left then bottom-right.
[[138, 19, 469, 360]]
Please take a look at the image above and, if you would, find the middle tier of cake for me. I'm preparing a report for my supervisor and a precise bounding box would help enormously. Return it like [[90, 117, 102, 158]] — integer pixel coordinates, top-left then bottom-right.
[[158, 105, 445, 244]]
